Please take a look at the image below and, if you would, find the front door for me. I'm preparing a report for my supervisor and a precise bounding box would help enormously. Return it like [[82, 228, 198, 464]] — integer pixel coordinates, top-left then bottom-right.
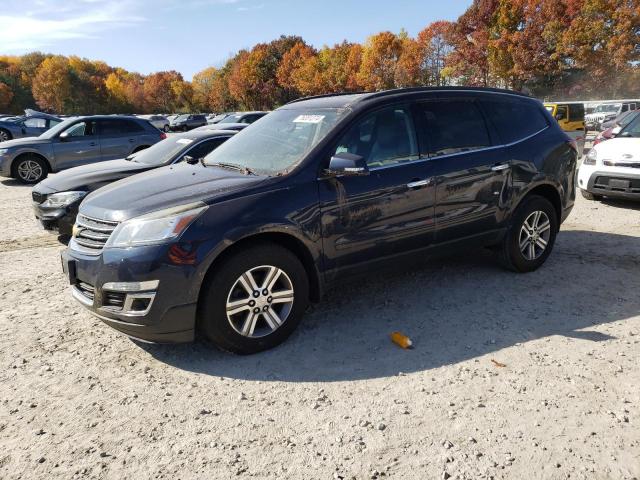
[[52, 120, 101, 170], [319, 105, 436, 279], [412, 98, 511, 244]]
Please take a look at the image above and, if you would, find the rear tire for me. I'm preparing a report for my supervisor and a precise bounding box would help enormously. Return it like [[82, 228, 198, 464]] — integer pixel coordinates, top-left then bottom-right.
[[580, 189, 602, 201], [12, 155, 48, 184], [199, 243, 309, 354], [163, 124, 170, 132], [498, 195, 558, 273]]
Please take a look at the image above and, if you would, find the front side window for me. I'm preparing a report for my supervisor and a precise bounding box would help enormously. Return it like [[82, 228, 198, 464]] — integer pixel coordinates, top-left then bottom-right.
[[204, 108, 347, 175], [64, 121, 95, 137], [415, 99, 491, 157], [24, 118, 46, 128], [333, 106, 418, 168], [184, 138, 226, 160], [568, 104, 584, 122]]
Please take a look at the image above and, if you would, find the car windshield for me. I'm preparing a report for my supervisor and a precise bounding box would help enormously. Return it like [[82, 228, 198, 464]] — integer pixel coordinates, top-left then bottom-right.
[[203, 108, 347, 175], [130, 136, 193, 165], [618, 114, 640, 137], [219, 114, 243, 123], [619, 111, 639, 127], [594, 104, 620, 113], [175, 114, 189, 122], [39, 118, 79, 139]]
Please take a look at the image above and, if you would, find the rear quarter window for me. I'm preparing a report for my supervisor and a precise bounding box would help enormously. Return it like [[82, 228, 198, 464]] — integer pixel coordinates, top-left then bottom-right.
[[481, 97, 549, 144]]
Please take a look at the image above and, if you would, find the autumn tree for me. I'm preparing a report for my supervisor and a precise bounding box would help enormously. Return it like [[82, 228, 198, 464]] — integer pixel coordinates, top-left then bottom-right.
[[143, 71, 183, 112], [0, 82, 13, 111], [417, 21, 454, 86], [32, 56, 72, 113], [358, 32, 404, 90]]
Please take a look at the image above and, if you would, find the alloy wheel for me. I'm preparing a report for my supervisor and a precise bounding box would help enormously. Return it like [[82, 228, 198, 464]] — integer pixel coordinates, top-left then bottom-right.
[[519, 210, 551, 261], [17, 160, 43, 182], [0, 130, 9, 142], [225, 265, 294, 338]]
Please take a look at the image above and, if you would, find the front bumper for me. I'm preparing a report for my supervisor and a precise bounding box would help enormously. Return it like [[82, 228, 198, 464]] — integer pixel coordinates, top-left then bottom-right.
[[32, 199, 78, 236], [62, 245, 198, 343], [578, 165, 640, 199]]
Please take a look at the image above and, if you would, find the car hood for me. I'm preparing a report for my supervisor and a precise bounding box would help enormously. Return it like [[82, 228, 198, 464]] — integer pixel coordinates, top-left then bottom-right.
[[0, 136, 49, 148], [36, 159, 152, 192], [593, 137, 640, 160], [80, 162, 267, 222]]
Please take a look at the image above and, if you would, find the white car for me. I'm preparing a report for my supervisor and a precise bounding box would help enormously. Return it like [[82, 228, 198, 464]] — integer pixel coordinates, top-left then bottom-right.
[[578, 117, 640, 201], [139, 115, 170, 132]]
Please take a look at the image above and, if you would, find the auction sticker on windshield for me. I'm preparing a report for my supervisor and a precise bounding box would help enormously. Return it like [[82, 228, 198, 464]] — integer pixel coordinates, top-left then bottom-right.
[[293, 115, 325, 124]]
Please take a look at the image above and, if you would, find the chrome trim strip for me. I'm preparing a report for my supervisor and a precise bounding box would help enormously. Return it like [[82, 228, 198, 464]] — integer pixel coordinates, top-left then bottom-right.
[[71, 285, 94, 307]]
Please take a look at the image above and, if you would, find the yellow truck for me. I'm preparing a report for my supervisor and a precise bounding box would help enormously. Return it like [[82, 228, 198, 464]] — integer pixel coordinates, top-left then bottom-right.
[[544, 102, 586, 156]]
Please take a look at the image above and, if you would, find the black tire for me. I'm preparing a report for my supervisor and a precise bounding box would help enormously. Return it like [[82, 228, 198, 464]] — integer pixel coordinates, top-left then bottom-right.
[[12, 155, 48, 184], [498, 195, 558, 273], [0, 129, 12, 142], [199, 243, 310, 354], [580, 189, 602, 201], [163, 124, 170, 132]]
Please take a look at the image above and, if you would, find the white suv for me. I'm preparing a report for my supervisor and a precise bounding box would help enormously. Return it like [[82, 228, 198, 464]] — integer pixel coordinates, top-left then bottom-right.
[[578, 114, 640, 201]]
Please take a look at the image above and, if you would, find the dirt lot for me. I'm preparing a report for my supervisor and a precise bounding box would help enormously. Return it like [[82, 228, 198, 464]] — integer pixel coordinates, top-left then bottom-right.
[[0, 176, 639, 480]]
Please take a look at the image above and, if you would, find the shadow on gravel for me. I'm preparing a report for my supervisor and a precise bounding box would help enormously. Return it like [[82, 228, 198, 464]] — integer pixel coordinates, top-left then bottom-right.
[[600, 198, 640, 211], [141, 230, 640, 382], [0, 178, 24, 186]]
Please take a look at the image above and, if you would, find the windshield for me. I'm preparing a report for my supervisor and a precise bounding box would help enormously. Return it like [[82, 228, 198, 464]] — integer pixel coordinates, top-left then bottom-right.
[[219, 114, 243, 123], [204, 108, 347, 175], [174, 114, 189, 122], [618, 114, 640, 137], [132, 136, 193, 165], [39, 118, 78, 139], [594, 104, 620, 113]]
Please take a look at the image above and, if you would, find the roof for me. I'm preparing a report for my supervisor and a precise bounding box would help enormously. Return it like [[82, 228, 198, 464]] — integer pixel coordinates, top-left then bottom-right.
[[282, 86, 534, 110], [179, 129, 238, 140]]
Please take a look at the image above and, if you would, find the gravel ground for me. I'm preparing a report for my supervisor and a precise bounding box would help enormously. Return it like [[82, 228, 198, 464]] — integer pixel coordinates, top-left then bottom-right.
[[0, 174, 639, 480]]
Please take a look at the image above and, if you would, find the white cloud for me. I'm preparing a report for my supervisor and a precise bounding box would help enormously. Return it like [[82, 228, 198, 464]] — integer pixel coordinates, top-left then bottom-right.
[[0, 0, 146, 52]]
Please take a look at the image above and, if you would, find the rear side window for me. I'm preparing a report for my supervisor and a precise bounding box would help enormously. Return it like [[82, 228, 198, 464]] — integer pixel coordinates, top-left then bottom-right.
[[568, 104, 584, 122], [481, 97, 548, 144], [100, 119, 145, 135], [414, 99, 491, 157]]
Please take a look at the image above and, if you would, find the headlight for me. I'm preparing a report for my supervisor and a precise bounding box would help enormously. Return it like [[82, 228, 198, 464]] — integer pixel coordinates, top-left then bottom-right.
[[42, 191, 87, 207], [104, 202, 208, 248], [0, 149, 8, 156], [584, 148, 597, 165]]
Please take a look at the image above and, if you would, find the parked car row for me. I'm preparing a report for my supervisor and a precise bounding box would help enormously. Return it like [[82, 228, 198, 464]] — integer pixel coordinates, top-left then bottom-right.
[[0, 110, 63, 142], [27, 87, 579, 355], [584, 101, 637, 131]]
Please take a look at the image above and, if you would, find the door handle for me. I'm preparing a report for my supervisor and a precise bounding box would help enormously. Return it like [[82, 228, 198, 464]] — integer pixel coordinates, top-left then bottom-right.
[[407, 178, 433, 189], [88, 142, 97, 147], [129, 138, 135, 143], [491, 163, 510, 172]]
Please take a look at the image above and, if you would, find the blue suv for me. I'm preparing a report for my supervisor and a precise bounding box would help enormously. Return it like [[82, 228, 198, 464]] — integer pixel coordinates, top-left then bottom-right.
[[61, 87, 577, 354]]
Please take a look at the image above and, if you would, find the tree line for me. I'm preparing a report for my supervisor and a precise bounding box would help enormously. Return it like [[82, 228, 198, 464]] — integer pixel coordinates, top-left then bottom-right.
[[1, 0, 638, 115]]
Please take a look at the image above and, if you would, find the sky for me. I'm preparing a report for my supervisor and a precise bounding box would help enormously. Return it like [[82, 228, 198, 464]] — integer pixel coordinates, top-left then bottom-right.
[[0, 0, 471, 80]]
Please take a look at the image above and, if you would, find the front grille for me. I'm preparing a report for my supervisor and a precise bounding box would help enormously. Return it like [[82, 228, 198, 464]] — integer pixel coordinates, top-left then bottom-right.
[[593, 176, 640, 194], [73, 214, 119, 254], [32, 191, 47, 204], [76, 281, 95, 301]]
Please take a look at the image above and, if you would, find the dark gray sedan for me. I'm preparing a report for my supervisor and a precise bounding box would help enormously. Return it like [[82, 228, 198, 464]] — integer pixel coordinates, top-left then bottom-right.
[[0, 110, 63, 142], [32, 129, 236, 237], [0, 115, 164, 184]]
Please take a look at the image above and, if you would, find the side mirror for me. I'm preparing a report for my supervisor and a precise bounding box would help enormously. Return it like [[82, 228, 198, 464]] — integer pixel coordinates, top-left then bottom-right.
[[59, 131, 70, 142], [325, 152, 369, 177], [611, 126, 622, 136]]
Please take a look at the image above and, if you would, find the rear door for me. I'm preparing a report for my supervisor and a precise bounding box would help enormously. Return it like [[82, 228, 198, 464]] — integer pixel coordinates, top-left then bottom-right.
[[98, 119, 145, 160], [52, 120, 101, 169], [413, 96, 512, 245], [318, 104, 436, 278]]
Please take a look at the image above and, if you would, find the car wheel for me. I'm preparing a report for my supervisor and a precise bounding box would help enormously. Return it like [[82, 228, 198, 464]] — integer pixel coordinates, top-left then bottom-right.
[[163, 124, 170, 132], [498, 195, 558, 273], [13, 155, 48, 184], [0, 129, 11, 142], [199, 243, 309, 354], [580, 189, 602, 201]]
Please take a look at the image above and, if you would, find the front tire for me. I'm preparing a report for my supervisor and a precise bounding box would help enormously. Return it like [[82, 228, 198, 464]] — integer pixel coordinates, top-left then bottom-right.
[[580, 189, 602, 201], [498, 195, 558, 273], [0, 129, 11, 142], [163, 124, 170, 132], [199, 243, 310, 354], [13, 155, 48, 184]]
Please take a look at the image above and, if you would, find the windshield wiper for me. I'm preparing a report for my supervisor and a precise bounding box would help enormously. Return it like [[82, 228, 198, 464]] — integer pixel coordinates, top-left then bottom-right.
[[209, 162, 256, 176]]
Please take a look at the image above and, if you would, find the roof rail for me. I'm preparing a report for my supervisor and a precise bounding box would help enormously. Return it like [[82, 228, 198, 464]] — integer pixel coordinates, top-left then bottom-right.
[[285, 91, 367, 105], [284, 86, 532, 105]]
